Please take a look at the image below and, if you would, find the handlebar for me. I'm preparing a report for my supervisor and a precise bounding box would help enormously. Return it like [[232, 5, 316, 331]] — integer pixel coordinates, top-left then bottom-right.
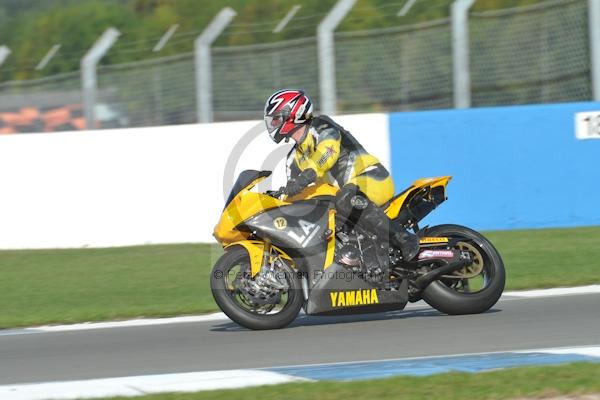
[[266, 187, 287, 199]]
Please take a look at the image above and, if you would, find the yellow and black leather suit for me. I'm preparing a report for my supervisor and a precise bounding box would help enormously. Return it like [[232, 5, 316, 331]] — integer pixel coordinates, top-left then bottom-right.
[[285, 115, 420, 262], [286, 115, 395, 207]]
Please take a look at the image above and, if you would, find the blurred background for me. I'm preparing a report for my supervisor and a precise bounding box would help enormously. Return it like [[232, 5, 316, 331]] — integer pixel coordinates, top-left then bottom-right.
[[1, 0, 599, 248], [0, 0, 592, 132], [2, 4, 600, 397]]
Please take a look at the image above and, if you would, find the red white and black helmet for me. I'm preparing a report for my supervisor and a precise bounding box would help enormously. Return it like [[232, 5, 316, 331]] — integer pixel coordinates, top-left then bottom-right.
[[264, 89, 313, 143]]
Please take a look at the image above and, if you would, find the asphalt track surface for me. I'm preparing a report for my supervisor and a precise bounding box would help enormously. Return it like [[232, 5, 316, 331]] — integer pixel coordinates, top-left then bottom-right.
[[1, 293, 599, 385]]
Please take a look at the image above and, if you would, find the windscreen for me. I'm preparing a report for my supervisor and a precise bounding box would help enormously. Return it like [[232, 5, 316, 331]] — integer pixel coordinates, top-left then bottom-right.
[[224, 170, 271, 209]]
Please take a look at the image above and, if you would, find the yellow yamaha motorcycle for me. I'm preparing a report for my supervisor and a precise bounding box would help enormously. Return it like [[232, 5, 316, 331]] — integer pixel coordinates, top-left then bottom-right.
[[211, 170, 505, 330]]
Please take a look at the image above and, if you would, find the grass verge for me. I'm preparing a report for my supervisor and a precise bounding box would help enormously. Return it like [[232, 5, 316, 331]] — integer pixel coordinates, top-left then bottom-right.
[[100, 363, 600, 400], [484, 226, 600, 290], [0, 243, 221, 328], [1, 226, 599, 328]]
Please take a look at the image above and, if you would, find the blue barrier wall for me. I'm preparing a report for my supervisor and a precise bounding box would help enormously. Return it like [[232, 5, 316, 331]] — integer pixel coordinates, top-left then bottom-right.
[[389, 102, 600, 231]]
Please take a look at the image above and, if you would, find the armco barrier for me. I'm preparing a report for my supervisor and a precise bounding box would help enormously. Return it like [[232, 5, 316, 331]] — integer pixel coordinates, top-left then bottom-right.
[[2, 102, 598, 250], [0, 114, 389, 249], [389, 102, 600, 230]]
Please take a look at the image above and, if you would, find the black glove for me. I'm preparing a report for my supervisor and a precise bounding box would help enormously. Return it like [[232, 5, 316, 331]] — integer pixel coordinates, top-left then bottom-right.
[[285, 169, 317, 196]]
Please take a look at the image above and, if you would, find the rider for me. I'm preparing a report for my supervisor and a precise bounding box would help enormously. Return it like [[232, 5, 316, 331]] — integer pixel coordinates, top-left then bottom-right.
[[264, 89, 420, 262]]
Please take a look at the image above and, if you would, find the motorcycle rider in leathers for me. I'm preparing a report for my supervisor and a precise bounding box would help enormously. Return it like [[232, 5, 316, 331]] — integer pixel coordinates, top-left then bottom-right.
[[264, 89, 420, 266]]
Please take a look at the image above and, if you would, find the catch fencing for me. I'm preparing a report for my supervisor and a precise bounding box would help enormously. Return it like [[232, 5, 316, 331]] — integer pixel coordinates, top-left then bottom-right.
[[0, 0, 594, 132], [470, 0, 590, 107]]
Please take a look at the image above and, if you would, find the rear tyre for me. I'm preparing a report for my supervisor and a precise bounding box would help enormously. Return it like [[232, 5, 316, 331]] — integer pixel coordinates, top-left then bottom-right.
[[420, 224, 505, 315], [210, 246, 304, 330]]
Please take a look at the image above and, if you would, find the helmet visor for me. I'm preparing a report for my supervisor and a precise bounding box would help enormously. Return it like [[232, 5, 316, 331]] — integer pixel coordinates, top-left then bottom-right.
[[265, 114, 284, 134]]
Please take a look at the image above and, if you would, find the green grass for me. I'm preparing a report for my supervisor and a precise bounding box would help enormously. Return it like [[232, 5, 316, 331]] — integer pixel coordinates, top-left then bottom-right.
[[100, 363, 600, 400], [1, 226, 599, 329], [485, 226, 600, 290], [0, 243, 222, 328]]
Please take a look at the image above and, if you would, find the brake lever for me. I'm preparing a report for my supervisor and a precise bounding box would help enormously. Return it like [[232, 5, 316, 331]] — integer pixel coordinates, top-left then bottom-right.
[[275, 186, 287, 199]]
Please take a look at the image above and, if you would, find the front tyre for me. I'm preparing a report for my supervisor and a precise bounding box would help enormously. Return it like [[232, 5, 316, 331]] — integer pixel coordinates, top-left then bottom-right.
[[210, 246, 304, 330], [421, 224, 505, 315]]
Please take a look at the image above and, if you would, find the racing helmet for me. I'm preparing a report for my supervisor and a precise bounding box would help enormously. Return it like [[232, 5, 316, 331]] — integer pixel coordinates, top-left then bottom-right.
[[264, 89, 313, 143]]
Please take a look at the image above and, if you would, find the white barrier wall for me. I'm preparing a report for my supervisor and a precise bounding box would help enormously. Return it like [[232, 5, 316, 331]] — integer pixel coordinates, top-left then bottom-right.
[[0, 114, 390, 249]]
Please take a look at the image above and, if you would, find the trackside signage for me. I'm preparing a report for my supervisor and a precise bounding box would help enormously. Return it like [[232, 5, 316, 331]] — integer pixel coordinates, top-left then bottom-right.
[[575, 111, 600, 140]]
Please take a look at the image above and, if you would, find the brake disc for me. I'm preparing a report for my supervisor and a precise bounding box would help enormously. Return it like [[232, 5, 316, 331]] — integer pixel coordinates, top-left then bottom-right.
[[239, 259, 290, 305]]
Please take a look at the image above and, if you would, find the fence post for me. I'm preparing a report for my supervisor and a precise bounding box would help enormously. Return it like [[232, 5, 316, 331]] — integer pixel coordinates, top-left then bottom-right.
[[36, 44, 61, 70], [0, 46, 11, 67], [81, 28, 121, 130], [398, 0, 418, 17], [451, 0, 476, 109], [153, 25, 179, 53], [273, 5, 302, 33], [589, 0, 600, 101], [318, 0, 356, 115], [195, 7, 236, 124]]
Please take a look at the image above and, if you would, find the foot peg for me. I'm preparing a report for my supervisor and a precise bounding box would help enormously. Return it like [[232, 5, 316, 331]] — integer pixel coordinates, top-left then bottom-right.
[[321, 229, 333, 240]]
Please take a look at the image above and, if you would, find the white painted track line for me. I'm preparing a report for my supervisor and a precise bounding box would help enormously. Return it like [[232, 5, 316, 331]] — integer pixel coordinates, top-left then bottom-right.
[[1, 285, 598, 336], [31, 313, 228, 332], [504, 285, 600, 298], [518, 346, 600, 358], [0, 370, 307, 400], [2, 346, 599, 400], [259, 344, 600, 370], [0, 313, 226, 337]]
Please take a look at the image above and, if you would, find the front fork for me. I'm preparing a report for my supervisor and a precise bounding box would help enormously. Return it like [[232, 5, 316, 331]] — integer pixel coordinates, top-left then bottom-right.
[[254, 240, 292, 291]]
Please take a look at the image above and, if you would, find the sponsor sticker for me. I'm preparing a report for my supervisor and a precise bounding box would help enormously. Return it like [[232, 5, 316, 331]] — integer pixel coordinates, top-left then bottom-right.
[[418, 250, 455, 260], [350, 195, 369, 210], [419, 237, 449, 244], [330, 289, 379, 307], [317, 145, 337, 166], [273, 217, 287, 230]]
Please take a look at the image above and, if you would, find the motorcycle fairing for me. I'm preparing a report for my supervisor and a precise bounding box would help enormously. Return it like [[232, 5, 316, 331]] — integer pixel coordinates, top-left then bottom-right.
[[305, 263, 408, 315], [214, 170, 450, 300], [215, 172, 337, 277], [223, 240, 292, 277], [216, 172, 451, 245], [214, 174, 288, 244], [385, 176, 452, 221], [240, 200, 332, 282], [287, 182, 339, 201], [215, 173, 338, 244]]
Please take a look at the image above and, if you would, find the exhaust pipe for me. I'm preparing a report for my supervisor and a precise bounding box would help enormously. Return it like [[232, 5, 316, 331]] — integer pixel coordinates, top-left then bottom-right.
[[414, 250, 472, 290]]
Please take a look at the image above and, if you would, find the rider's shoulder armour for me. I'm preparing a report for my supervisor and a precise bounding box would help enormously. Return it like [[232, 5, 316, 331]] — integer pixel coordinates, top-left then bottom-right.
[[311, 115, 348, 136]]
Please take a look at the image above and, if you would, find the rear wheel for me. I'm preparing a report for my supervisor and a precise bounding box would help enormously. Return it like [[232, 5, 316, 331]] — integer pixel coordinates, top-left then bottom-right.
[[420, 224, 505, 315], [210, 246, 303, 330]]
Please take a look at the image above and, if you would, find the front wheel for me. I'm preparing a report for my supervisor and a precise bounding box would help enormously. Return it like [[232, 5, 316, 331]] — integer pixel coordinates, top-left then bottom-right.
[[420, 224, 506, 315], [210, 246, 304, 330]]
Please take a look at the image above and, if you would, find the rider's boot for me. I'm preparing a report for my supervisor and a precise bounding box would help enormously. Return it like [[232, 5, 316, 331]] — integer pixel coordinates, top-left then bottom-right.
[[390, 220, 420, 261], [335, 184, 420, 262], [359, 201, 420, 262]]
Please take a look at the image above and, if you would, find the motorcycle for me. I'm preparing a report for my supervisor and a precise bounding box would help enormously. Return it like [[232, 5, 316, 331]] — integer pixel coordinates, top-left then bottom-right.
[[211, 170, 505, 330]]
